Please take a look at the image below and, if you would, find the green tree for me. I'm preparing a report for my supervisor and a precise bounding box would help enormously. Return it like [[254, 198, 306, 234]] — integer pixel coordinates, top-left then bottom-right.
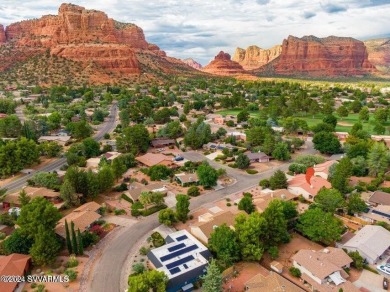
[[184, 121, 211, 149], [60, 179, 79, 207], [98, 165, 115, 193], [374, 108, 388, 123], [296, 208, 344, 245], [147, 165, 172, 181], [201, 260, 223, 292], [237, 109, 249, 123], [314, 188, 345, 213], [235, 153, 250, 169], [71, 221, 78, 255], [238, 193, 255, 214], [262, 200, 289, 248], [234, 213, 265, 261], [158, 209, 177, 226], [116, 124, 150, 155], [323, 114, 338, 128], [18, 189, 31, 207], [348, 193, 367, 215], [128, 270, 167, 292], [295, 155, 326, 168], [209, 224, 240, 266], [269, 170, 288, 190], [3, 229, 33, 254], [77, 229, 84, 256], [175, 194, 190, 222], [187, 186, 200, 197], [331, 158, 352, 194], [336, 106, 349, 119], [280, 200, 298, 220], [197, 162, 218, 188], [272, 142, 291, 161], [65, 220, 72, 254], [0, 115, 22, 138], [28, 172, 60, 190], [358, 106, 369, 122], [112, 157, 127, 181], [67, 120, 93, 139], [313, 132, 341, 154], [350, 156, 367, 177], [367, 142, 390, 177], [30, 226, 61, 266], [17, 197, 62, 240], [348, 250, 364, 270], [82, 137, 100, 158]]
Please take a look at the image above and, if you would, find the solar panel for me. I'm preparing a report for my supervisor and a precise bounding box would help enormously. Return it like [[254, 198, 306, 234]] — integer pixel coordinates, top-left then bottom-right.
[[169, 267, 181, 275], [166, 255, 194, 269], [160, 244, 198, 262], [372, 210, 390, 219], [177, 235, 188, 241], [168, 243, 186, 252]]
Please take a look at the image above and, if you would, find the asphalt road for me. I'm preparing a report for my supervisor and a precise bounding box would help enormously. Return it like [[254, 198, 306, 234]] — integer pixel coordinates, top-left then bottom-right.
[[1, 103, 118, 194], [90, 139, 317, 292]]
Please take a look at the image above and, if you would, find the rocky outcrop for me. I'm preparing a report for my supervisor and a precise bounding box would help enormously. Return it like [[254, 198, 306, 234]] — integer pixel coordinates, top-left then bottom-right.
[[232, 45, 282, 70], [0, 25, 5, 43], [0, 3, 175, 77], [274, 35, 376, 76], [182, 58, 202, 70], [202, 51, 245, 76], [364, 38, 390, 74]]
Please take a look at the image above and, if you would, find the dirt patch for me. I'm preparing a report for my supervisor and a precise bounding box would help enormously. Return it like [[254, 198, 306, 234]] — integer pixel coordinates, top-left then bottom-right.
[[338, 121, 353, 126]]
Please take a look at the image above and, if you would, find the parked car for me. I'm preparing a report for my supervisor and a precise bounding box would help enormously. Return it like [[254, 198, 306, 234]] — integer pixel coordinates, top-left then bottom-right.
[[384, 277, 388, 290], [173, 156, 184, 161], [377, 265, 390, 275]]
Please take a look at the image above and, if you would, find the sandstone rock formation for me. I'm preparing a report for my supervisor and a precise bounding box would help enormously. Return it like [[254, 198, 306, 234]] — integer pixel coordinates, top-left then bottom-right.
[[202, 51, 245, 76], [182, 58, 202, 70], [232, 45, 281, 70], [0, 25, 5, 43], [274, 35, 376, 76], [364, 38, 390, 74], [0, 3, 186, 83]]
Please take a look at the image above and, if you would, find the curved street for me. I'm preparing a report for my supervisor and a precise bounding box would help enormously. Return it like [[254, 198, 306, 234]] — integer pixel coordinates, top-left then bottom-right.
[[89, 139, 316, 292], [1, 103, 118, 194]]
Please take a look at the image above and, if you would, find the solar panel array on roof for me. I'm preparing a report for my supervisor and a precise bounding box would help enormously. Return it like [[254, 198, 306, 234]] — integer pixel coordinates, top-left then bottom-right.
[[176, 235, 188, 241], [372, 210, 390, 219], [160, 244, 198, 262], [167, 243, 185, 252], [169, 267, 181, 275], [166, 255, 194, 269]]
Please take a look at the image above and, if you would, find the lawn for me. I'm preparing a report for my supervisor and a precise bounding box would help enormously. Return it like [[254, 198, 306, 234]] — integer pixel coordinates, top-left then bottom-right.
[[216, 110, 389, 135]]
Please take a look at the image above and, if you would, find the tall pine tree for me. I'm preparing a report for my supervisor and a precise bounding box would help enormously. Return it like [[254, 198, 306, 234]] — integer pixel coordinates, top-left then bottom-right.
[[201, 259, 222, 292], [65, 220, 72, 254], [77, 229, 84, 256]]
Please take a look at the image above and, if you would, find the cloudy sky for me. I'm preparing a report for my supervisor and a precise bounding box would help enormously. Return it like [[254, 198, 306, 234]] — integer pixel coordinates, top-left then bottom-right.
[[1, 0, 390, 65]]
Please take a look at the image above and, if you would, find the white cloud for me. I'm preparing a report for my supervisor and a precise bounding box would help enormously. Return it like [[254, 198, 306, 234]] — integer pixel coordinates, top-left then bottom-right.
[[0, 0, 389, 65]]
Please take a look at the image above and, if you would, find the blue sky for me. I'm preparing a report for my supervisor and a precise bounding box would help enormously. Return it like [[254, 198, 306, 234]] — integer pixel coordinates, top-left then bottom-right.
[[1, 0, 390, 65]]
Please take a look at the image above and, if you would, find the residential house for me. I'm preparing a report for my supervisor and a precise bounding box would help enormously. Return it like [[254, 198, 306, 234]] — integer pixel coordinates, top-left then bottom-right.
[[0, 254, 31, 292], [288, 171, 331, 201], [245, 270, 304, 292], [135, 153, 177, 168], [227, 131, 246, 141], [175, 173, 199, 187], [203, 142, 234, 151], [339, 225, 390, 264], [313, 160, 338, 180], [245, 152, 270, 163], [2, 187, 62, 209], [252, 189, 297, 213], [368, 191, 390, 206], [147, 230, 211, 292], [55, 202, 102, 239], [357, 205, 390, 225], [151, 138, 176, 148], [38, 135, 71, 146], [103, 151, 121, 162], [213, 115, 225, 125], [190, 211, 237, 243], [126, 182, 168, 202], [292, 248, 353, 289]]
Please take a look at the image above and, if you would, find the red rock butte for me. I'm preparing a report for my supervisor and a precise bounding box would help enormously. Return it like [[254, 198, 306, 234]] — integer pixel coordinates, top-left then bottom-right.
[[274, 35, 376, 76], [0, 3, 167, 74], [202, 51, 245, 76]]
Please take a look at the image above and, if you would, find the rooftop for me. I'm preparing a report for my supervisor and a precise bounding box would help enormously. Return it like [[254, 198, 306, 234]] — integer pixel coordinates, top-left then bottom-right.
[[369, 191, 390, 206], [0, 253, 31, 292], [245, 271, 304, 292], [192, 211, 237, 241], [288, 174, 331, 196], [135, 153, 173, 167]]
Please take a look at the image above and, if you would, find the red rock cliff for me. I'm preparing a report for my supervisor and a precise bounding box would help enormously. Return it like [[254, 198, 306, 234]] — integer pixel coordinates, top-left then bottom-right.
[[182, 58, 202, 70], [364, 38, 390, 74], [274, 35, 376, 76], [202, 51, 245, 76], [0, 25, 5, 43], [1, 3, 168, 75], [232, 45, 282, 70]]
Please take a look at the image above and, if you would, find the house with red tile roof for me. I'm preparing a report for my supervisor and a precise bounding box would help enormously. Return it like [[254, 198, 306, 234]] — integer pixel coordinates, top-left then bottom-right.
[[0, 254, 31, 292], [136, 153, 177, 168], [313, 160, 338, 180], [288, 170, 331, 201]]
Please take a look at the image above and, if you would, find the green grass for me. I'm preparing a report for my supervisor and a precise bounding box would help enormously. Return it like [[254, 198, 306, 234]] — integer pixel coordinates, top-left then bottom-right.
[[216, 110, 390, 135]]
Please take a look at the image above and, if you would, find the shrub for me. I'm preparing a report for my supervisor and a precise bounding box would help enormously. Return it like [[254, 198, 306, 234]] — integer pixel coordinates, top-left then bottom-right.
[[226, 203, 231, 207], [187, 186, 200, 197], [132, 263, 145, 275], [259, 179, 270, 188], [113, 183, 128, 192], [289, 267, 301, 278], [140, 204, 167, 217], [64, 269, 78, 282], [120, 193, 134, 204], [268, 246, 279, 260], [228, 163, 237, 168], [131, 209, 141, 217], [66, 255, 79, 268], [81, 232, 99, 248], [139, 246, 150, 255], [114, 209, 126, 215], [90, 225, 104, 236], [151, 232, 165, 248], [246, 169, 258, 174], [0, 232, 6, 240]]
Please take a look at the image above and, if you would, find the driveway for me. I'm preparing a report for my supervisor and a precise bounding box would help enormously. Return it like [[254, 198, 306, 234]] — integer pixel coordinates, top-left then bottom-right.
[[353, 270, 387, 292], [103, 215, 138, 227]]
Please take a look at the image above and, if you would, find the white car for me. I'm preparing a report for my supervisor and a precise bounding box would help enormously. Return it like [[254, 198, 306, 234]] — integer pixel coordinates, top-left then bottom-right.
[[377, 265, 390, 275]]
